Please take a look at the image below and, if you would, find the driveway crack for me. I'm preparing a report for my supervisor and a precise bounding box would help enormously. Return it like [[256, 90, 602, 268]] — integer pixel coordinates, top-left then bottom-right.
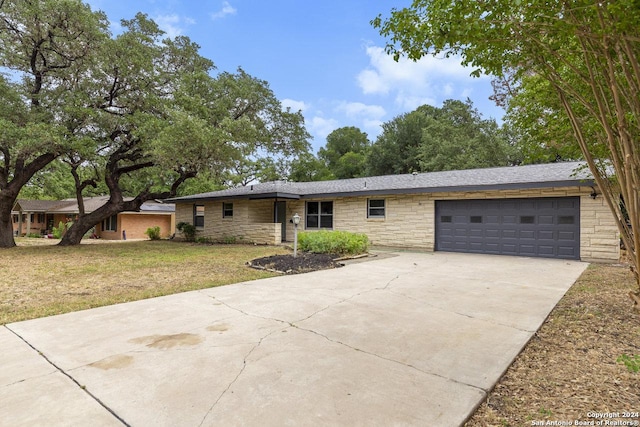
[[198, 329, 280, 426], [290, 323, 487, 394], [4, 325, 129, 426]]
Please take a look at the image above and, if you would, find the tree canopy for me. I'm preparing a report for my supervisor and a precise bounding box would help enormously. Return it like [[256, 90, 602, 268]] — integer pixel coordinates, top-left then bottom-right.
[[367, 100, 517, 176], [0, 2, 309, 247], [374, 0, 640, 304], [318, 127, 370, 179]]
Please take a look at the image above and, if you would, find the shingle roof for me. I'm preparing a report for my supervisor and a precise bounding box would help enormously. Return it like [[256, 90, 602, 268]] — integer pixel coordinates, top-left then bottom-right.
[[13, 197, 175, 214], [169, 161, 594, 202]]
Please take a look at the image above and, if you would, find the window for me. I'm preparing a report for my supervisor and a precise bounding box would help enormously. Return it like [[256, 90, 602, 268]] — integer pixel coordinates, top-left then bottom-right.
[[223, 203, 233, 218], [306, 201, 333, 229], [12, 214, 18, 224], [440, 215, 452, 223], [470, 216, 483, 223], [102, 214, 117, 232], [30, 214, 35, 223], [367, 199, 385, 218], [37, 213, 45, 223], [194, 204, 205, 228]]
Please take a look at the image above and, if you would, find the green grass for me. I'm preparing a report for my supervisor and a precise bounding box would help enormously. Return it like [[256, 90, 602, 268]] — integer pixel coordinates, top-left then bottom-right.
[[0, 240, 289, 324]]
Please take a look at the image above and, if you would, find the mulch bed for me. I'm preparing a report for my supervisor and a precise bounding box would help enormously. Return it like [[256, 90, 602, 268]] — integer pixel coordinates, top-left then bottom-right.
[[248, 253, 344, 274]]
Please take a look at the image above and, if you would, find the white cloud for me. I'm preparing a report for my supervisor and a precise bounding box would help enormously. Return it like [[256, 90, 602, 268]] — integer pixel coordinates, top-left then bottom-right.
[[394, 92, 436, 111], [357, 44, 487, 110], [335, 101, 385, 121], [309, 116, 340, 140], [154, 14, 195, 39], [211, 1, 237, 20], [281, 99, 308, 112]]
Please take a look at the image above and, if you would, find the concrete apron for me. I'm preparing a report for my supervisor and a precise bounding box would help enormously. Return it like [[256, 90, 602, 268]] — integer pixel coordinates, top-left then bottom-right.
[[2, 252, 588, 427]]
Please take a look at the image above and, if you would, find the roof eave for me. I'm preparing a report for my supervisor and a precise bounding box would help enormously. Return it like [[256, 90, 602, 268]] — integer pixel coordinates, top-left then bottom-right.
[[298, 179, 595, 199]]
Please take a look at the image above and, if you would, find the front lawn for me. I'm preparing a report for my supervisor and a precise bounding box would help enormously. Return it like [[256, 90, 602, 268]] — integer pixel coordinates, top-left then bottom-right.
[[0, 240, 288, 324]]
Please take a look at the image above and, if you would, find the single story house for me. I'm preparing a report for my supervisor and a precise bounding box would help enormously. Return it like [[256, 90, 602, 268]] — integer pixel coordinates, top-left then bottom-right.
[[12, 196, 175, 240], [168, 162, 620, 262]]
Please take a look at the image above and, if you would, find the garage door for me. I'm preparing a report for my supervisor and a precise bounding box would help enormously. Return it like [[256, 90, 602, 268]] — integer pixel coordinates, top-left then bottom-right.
[[435, 197, 580, 260]]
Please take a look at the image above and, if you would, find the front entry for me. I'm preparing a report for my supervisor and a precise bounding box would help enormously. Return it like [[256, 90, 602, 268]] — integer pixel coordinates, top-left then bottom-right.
[[274, 201, 286, 242]]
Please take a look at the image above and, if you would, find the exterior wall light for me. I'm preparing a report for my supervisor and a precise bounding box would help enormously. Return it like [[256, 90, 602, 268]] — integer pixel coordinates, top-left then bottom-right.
[[292, 213, 300, 258]]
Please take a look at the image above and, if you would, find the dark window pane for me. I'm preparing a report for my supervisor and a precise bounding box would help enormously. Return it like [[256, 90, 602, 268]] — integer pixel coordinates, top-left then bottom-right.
[[558, 215, 574, 225], [441, 216, 452, 223], [369, 208, 385, 217], [470, 216, 482, 223], [520, 216, 535, 224], [306, 215, 318, 228], [320, 201, 333, 215], [194, 216, 204, 227], [223, 203, 233, 217], [320, 215, 333, 228], [307, 202, 319, 215], [369, 199, 385, 208]]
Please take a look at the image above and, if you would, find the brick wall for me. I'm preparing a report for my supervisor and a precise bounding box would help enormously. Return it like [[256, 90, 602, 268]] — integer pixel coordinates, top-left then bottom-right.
[[99, 213, 174, 240]]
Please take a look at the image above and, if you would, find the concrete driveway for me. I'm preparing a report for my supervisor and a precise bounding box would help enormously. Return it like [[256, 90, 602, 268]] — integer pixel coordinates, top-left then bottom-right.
[[1, 252, 587, 426]]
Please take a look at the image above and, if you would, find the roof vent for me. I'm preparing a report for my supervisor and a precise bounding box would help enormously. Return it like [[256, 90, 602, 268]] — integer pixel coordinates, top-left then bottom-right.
[[250, 185, 254, 190]]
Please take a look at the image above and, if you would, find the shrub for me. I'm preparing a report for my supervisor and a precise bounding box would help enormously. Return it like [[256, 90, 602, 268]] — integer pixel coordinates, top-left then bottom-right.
[[176, 222, 197, 242], [298, 230, 369, 256], [26, 233, 42, 238], [52, 221, 67, 239], [145, 226, 161, 240]]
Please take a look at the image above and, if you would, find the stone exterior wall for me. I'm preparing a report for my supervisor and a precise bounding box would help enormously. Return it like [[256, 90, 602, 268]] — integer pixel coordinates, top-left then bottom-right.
[[174, 186, 620, 261], [175, 200, 280, 245]]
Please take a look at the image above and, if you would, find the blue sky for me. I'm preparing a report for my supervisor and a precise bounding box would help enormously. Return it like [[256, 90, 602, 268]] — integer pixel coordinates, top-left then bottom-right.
[[86, 0, 505, 152]]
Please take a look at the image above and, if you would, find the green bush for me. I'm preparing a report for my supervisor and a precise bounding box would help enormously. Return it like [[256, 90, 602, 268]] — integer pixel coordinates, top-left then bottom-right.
[[26, 233, 42, 238], [145, 226, 161, 240], [298, 230, 369, 256], [52, 221, 67, 239], [176, 222, 197, 242]]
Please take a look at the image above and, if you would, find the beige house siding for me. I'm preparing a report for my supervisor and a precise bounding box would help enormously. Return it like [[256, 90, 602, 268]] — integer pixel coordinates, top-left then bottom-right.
[[176, 200, 280, 245], [175, 186, 620, 261]]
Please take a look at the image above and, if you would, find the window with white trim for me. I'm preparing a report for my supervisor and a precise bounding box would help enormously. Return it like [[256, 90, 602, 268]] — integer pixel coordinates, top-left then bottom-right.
[[367, 199, 385, 218], [306, 201, 333, 229], [102, 214, 117, 232]]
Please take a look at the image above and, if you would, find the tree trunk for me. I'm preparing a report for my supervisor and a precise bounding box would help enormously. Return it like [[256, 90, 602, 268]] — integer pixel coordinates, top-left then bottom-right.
[[0, 192, 18, 248], [58, 204, 120, 246]]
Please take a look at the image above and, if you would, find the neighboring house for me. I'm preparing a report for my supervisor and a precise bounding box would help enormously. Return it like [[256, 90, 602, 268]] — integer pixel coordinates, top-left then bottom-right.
[[12, 196, 175, 240], [169, 162, 620, 262]]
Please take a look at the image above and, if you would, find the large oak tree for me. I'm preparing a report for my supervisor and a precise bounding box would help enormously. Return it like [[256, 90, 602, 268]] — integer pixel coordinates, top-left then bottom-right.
[[0, 0, 108, 247]]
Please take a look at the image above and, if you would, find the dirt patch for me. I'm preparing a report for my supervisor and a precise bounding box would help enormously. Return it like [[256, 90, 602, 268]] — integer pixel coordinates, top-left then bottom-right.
[[248, 253, 344, 274], [466, 263, 640, 426]]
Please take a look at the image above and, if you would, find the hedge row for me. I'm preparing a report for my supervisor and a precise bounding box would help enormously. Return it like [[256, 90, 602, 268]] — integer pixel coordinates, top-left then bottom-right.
[[298, 230, 369, 256]]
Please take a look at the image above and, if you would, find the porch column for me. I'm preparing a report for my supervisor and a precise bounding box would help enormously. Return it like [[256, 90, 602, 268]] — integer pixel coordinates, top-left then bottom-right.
[[25, 212, 31, 235]]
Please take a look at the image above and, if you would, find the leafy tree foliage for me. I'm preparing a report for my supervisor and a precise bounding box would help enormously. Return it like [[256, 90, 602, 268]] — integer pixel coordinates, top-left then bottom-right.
[[0, 3, 309, 246], [288, 152, 333, 182], [374, 0, 640, 303], [0, 0, 108, 247], [318, 127, 370, 179], [367, 100, 517, 176]]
